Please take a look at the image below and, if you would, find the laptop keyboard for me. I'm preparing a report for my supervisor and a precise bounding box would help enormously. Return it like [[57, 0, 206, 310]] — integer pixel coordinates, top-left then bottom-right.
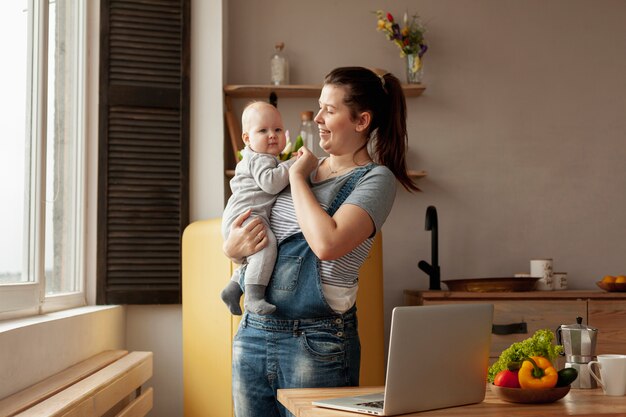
[[356, 400, 384, 409]]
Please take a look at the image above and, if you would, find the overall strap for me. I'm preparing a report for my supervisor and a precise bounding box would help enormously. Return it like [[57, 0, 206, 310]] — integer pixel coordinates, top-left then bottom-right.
[[326, 165, 375, 217]]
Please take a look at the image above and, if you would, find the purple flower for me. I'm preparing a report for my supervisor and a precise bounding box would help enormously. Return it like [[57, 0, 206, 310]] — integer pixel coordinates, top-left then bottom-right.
[[391, 23, 401, 40]]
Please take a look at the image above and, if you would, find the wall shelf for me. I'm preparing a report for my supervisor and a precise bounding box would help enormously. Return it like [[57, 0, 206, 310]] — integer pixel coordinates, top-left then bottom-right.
[[224, 83, 425, 99], [225, 169, 427, 179], [223, 84, 427, 195]]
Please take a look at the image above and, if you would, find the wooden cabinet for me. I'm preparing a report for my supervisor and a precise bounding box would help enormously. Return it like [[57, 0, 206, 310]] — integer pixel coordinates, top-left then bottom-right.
[[588, 299, 626, 354], [404, 290, 626, 361]]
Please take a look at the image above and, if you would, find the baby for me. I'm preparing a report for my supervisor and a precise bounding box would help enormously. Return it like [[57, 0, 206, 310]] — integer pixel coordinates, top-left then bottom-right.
[[220, 101, 294, 315]]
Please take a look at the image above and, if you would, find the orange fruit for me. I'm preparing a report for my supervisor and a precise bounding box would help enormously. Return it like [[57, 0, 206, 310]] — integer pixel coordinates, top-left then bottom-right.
[[615, 276, 626, 284], [602, 275, 617, 283]]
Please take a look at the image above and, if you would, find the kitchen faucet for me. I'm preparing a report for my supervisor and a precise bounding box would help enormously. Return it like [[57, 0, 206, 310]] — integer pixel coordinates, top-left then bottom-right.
[[418, 205, 441, 290]]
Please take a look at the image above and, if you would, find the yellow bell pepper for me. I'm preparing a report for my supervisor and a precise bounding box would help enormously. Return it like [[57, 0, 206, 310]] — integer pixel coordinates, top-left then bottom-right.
[[518, 356, 558, 389]]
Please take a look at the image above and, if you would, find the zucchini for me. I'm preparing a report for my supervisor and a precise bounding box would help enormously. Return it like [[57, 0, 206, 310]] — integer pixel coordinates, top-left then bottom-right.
[[556, 367, 578, 387]]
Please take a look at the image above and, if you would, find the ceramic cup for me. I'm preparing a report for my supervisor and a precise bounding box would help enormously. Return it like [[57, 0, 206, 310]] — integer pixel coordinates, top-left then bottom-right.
[[531, 259, 553, 291], [552, 272, 568, 290], [587, 354, 626, 396]]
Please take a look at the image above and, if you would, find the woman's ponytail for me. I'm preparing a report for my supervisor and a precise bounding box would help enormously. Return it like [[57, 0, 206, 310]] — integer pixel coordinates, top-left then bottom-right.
[[324, 67, 420, 192]]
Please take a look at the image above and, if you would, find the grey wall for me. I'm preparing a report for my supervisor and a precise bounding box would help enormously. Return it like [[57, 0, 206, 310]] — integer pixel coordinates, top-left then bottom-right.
[[224, 0, 626, 328], [142, 1, 626, 414]]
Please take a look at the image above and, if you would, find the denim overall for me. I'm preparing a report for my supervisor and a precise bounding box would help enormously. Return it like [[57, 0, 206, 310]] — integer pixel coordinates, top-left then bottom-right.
[[232, 166, 373, 417]]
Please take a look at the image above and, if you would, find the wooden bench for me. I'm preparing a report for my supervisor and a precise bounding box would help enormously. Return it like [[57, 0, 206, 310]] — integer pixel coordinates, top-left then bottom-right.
[[0, 350, 153, 417]]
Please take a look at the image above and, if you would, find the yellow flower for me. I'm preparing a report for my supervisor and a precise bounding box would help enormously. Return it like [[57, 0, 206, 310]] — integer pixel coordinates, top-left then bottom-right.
[[281, 140, 293, 155], [411, 55, 422, 72], [373, 9, 428, 58]]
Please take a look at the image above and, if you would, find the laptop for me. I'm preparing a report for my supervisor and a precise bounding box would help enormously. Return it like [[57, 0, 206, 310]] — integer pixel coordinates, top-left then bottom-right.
[[313, 303, 494, 416]]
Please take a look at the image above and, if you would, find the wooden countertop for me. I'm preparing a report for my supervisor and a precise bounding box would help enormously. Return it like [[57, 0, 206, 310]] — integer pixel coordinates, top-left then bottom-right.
[[404, 289, 626, 301], [278, 385, 626, 416]]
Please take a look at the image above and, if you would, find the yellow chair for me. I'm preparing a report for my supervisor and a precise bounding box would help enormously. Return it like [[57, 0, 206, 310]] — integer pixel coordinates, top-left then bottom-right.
[[182, 218, 385, 417]]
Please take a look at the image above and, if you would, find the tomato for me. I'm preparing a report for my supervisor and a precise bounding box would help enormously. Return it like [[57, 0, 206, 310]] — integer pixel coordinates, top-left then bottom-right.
[[493, 369, 521, 388]]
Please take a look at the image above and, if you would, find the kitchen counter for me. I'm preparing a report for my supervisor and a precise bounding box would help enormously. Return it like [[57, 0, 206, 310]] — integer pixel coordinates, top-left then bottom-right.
[[278, 385, 626, 416], [404, 289, 626, 302], [404, 289, 626, 358]]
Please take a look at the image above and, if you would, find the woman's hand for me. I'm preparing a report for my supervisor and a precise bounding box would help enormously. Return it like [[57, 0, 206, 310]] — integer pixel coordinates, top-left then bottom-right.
[[288, 147, 376, 261], [290, 146, 318, 181], [222, 209, 268, 263]]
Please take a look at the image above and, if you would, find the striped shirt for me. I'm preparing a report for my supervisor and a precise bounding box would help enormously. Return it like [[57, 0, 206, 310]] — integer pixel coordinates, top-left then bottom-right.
[[269, 162, 397, 313]]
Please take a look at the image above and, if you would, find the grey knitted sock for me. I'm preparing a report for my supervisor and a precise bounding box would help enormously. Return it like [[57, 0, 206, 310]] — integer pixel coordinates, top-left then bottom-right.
[[244, 284, 276, 315], [220, 280, 243, 315]]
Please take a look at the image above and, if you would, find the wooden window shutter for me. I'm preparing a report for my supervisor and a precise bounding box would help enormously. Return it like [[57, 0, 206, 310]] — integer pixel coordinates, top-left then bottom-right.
[[97, 0, 190, 304]]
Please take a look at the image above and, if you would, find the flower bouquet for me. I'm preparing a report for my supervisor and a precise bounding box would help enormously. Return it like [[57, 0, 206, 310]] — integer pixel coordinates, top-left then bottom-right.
[[374, 10, 428, 83]]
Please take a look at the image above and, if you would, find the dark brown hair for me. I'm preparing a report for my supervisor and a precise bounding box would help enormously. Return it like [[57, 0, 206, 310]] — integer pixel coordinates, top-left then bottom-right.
[[324, 67, 419, 192]]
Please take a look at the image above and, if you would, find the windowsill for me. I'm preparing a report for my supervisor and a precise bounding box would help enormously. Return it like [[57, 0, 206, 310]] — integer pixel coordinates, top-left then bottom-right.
[[0, 290, 89, 323], [0, 305, 120, 334]]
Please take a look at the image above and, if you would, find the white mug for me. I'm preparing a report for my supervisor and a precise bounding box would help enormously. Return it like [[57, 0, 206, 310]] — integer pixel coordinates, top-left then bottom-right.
[[530, 259, 553, 291], [552, 272, 568, 290], [587, 354, 626, 396]]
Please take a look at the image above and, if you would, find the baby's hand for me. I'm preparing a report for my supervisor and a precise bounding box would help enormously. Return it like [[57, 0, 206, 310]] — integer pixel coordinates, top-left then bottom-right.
[[290, 146, 318, 178]]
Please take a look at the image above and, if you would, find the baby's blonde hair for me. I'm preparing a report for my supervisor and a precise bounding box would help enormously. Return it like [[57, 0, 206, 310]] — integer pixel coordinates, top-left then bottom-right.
[[241, 101, 277, 133]]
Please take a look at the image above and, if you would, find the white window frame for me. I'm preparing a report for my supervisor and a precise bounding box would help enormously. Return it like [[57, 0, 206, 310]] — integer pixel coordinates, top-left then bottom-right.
[[0, 0, 87, 320]]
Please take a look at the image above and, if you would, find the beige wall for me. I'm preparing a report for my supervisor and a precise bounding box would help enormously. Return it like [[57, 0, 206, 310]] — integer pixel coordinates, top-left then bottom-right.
[[125, 305, 183, 417], [124, 1, 626, 414], [121, 2, 226, 417], [225, 0, 626, 326], [9, 1, 620, 416]]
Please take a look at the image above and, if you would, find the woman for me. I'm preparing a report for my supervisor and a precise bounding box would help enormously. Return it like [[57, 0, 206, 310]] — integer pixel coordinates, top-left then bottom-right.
[[223, 67, 419, 417]]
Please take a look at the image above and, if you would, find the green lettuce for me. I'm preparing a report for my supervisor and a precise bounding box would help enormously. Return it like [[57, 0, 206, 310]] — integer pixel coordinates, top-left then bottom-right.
[[487, 329, 564, 382]]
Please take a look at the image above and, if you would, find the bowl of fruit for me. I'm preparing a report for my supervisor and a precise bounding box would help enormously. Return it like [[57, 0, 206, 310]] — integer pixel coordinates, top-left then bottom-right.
[[491, 383, 571, 404], [488, 330, 577, 404], [597, 275, 626, 292], [491, 364, 573, 404]]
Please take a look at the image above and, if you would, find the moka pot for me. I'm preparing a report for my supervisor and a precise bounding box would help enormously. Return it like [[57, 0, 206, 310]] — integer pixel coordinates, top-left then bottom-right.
[[556, 316, 598, 389]]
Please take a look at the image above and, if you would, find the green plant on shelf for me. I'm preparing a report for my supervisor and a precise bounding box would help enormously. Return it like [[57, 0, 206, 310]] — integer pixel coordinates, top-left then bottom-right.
[[237, 133, 303, 162]]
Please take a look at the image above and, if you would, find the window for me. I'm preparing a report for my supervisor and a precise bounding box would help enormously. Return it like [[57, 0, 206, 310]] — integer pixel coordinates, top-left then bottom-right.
[[0, 0, 86, 318]]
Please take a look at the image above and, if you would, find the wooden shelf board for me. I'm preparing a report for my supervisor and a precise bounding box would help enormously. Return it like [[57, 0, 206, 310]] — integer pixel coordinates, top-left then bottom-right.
[[226, 169, 426, 179], [405, 289, 626, 300], [408, 169, 427, 179], [224, 85, 321, 98], [402, 84, 426, 97], [224, 84, 425, 98]]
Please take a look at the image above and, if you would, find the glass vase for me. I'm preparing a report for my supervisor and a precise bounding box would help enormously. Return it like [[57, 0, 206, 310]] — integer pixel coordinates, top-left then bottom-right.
[[405, 53, 423, 84]]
